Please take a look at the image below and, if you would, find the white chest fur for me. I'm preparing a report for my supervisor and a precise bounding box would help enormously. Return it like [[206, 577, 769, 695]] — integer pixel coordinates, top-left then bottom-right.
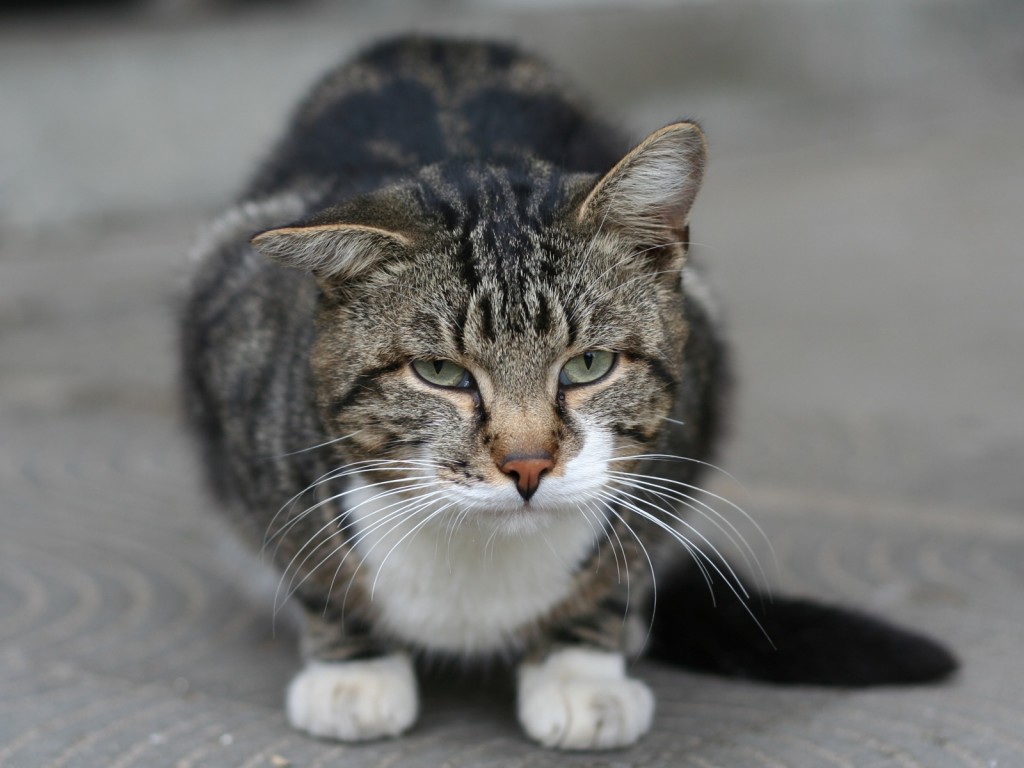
[[346, 482, 600, 655]]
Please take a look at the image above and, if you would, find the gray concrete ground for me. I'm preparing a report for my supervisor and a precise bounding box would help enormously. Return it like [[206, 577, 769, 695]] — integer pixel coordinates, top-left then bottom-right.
[[2, 1, 1022, 765]]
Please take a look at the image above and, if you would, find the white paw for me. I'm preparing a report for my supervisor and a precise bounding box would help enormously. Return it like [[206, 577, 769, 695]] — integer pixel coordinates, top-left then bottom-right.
[[517, 648, 654, 750], [286, 654, 418, 741]]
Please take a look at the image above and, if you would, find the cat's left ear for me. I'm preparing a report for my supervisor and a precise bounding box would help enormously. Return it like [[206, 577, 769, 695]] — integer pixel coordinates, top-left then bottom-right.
[[577, 121, 706, 254]]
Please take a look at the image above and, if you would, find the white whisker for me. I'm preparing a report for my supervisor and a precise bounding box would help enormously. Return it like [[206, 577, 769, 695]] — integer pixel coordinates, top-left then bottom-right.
[[598, 488, 774, 646], [274, 480, 443, 614], [278, 486, 449, 617], [602, 484, 748, 600], [593, 497, 658, 641], [266, 469, 435, 554], [274, 475, 439, 570], [611, 451, 751, 496], [369, 504, 453, 599], [263, 458, 443, 549], [607, 464, 777, 583], [334, 489, 452, 609], [572, 498, 613, 578], [261, 429, 363, 460], [606, 471, 770, 593]]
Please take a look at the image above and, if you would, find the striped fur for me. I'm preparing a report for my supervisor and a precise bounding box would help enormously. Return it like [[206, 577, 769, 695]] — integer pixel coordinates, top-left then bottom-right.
[[181, 36, 728, 748], [182, 35, 958, 751]]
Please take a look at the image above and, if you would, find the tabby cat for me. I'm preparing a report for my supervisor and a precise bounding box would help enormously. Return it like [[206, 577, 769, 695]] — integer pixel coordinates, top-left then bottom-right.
[[181, 36, 955, 750]]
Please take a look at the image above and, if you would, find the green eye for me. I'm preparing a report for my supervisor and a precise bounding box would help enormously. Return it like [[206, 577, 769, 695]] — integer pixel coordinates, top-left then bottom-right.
[[412, 359, 473, 389], [559, 350, 616, 386]]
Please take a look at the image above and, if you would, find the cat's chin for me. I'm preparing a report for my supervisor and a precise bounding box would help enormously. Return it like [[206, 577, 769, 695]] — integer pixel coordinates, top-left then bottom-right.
[[475, 503, 578, 538], [441, 488, 599, 539]]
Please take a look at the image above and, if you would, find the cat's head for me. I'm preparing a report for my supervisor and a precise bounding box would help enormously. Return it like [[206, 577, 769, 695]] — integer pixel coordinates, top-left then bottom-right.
[[253, 122, 705, 533]]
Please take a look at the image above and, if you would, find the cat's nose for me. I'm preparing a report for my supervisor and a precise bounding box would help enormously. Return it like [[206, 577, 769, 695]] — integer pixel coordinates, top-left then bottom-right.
[[499, 453, 554, 501]]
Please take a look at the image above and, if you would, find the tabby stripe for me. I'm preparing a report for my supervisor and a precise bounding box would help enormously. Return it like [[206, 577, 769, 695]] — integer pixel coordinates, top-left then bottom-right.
[[462, 169, 482, 229], [452, 303, 469, 354], [513, 172, 534, 225], [536, 169, 566, 221], [329, 361, 405, 417], [478, 294, 496, 343], [413, 182, 461, 231], [564, 309, 579, 348], [612, 423, 656, 444], [637, 355, 678, 389], [533, 291, 551, 335]]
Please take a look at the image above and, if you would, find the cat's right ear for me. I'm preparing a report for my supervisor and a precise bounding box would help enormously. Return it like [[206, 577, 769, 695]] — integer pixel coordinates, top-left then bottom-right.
[[251, 223, 412, 282]]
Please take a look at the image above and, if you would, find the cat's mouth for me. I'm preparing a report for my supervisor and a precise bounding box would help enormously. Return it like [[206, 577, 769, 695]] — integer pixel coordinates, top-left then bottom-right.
[[422, 430, 613, 532], [431, 474, 606, 539]]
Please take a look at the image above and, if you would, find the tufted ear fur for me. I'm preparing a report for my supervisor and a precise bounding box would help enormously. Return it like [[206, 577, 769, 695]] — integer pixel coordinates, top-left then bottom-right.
[[577, 121, 706, 251], [251, 223, 412, 282]]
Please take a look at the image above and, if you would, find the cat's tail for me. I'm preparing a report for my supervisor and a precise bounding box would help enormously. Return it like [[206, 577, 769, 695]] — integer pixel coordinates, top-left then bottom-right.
[[646, 564, 958, 686]]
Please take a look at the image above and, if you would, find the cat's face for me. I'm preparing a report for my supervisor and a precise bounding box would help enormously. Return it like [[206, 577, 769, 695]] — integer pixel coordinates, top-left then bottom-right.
[[253, 123, 705, 533]]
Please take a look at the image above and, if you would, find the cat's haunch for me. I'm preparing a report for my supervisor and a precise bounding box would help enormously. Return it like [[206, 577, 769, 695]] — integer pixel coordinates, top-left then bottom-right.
[[180, 36, 955, 751]]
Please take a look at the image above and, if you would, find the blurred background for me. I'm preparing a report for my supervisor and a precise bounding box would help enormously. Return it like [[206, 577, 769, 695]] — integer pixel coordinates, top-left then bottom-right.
[[1, 1, 1022, 766]]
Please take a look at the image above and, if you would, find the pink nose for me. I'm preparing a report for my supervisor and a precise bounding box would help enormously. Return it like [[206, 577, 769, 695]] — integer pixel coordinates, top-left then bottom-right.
[[499, 453, 554, 501]]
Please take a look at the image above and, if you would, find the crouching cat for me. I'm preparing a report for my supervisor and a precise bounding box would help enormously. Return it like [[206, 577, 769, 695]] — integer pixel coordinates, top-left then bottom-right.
[[180, 36, 955, 750]]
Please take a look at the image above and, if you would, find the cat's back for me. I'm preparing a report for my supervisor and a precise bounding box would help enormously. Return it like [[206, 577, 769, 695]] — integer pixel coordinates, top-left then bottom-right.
[[248, 36, 626, 197]]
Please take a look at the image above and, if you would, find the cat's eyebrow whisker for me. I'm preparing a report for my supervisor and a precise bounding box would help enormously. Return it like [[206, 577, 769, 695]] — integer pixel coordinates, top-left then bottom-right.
[[563, 189, 621, 327], [631, 240, 690, 258], [576, 186, 616, 275], [606, 471, 770, 593], [566, 248, 636, 325], [580, 241, 694, 310]]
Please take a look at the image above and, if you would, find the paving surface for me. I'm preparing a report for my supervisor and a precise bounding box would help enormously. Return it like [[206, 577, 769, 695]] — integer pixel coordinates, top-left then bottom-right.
[[2, 1, 1023, 765]]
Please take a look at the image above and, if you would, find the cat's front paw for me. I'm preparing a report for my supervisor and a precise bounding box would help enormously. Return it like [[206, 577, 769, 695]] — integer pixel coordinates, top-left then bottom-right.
[[286, 654, 418, 741], [517, 648, 654, 750]]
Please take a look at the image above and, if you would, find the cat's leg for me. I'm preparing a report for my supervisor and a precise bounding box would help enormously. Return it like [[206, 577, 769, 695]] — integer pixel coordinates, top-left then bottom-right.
[[516, 599, 654, 750], [286, 612, 418, 741]]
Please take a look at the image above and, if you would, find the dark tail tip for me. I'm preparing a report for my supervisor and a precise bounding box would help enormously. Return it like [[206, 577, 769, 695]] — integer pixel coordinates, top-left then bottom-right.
[[648, 567, 958, 687]]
